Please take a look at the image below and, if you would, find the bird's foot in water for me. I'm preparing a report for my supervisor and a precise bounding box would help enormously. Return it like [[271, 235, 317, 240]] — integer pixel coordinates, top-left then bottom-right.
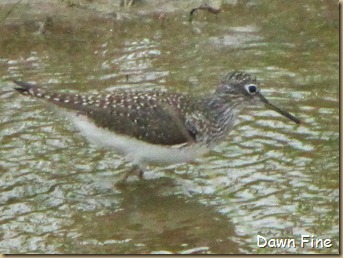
[[117, 164, 145, 185]]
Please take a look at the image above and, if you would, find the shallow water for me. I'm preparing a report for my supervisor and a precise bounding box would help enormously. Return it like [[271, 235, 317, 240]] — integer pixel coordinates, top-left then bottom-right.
[[0, 0, 339, 254]]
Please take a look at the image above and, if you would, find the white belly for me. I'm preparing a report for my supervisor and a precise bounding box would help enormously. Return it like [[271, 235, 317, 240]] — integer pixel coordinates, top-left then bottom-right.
[[65, 112, 209, 167]]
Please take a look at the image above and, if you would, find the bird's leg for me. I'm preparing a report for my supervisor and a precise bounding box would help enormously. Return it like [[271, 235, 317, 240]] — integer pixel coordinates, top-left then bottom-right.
[[138, 168, 144, 179], [120, 164, 145, 183]]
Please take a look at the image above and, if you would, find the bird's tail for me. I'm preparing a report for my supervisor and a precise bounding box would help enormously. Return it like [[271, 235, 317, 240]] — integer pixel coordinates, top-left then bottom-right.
[[13, 80, 90, 110], [13, 80, 48, 99]]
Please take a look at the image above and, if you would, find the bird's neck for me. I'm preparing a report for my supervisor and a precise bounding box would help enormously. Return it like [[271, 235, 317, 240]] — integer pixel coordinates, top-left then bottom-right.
[[203, 94, 244, 144]]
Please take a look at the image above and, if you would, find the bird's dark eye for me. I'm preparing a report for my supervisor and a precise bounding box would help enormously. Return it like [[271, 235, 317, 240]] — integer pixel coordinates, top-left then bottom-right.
[[245, 84, 258, 94]]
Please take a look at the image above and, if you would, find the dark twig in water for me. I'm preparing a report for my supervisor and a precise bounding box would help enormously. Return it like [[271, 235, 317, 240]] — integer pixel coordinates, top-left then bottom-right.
[[189, 4, 221, 22]]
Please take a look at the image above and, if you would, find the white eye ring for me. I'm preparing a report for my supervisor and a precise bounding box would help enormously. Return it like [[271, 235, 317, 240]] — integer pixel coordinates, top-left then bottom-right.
[[245, 84, 258, 94]]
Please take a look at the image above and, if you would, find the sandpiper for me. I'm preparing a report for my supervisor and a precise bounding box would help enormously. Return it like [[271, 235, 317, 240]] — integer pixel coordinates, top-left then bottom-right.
[[13, 71, 300, 180]]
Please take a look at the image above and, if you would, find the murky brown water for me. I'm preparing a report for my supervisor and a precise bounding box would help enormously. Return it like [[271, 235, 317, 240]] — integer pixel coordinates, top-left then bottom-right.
[[0, 0, 339, 254]]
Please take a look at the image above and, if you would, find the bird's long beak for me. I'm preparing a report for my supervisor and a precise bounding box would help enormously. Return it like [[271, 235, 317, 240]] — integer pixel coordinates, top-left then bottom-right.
[[257, 93, 301, 124]]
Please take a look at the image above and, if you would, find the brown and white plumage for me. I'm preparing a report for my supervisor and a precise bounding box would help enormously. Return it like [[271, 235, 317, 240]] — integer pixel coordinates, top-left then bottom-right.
[[13, 72, 300, 176]]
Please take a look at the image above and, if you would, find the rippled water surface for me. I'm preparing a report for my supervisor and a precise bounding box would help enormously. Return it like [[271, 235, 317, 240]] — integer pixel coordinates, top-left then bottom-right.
[[0, 0, 339, 254]]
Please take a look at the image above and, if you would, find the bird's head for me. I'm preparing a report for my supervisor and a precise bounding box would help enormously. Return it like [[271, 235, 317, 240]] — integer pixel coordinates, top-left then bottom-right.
[[214, 71, 300, 124]]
